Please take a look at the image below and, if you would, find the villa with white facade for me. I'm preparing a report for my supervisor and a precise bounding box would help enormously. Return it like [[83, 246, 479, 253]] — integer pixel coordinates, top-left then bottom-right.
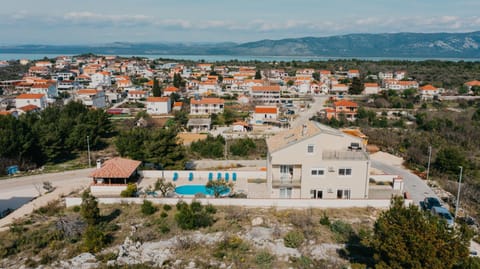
[[190, 98, 224, 115]]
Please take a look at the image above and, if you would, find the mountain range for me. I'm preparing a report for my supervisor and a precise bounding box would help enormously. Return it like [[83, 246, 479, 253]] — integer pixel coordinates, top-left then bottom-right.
[[2, 31, 480, 58]]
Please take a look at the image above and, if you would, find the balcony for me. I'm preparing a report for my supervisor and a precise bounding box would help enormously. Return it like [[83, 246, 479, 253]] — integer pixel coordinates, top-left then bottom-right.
[[272, 178, 301, 188], [322, 150, 368, 161]]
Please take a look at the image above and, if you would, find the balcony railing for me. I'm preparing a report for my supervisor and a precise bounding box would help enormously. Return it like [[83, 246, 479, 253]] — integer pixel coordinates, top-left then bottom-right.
[[322, 150, 368, 161], [272, 178, 301, 188]]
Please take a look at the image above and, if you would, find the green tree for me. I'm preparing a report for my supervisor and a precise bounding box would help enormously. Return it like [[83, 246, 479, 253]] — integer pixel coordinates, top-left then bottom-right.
[[153, 178, 176, 197], [434, 147, 466, 174], [141, 200, 157, 215], [152, 77, 162, 97], [472, 107, 480, 121], [80, 190, 100, 225], [82, 225, 106, 253], [175, 201, 216, 230], [205, 179, 233, 198], [120, 183, 138, 197], [369, 196, 471, 269], [254, 70, 262, 79], [348, 77, 364, 95], [229, 138, 256, 157]]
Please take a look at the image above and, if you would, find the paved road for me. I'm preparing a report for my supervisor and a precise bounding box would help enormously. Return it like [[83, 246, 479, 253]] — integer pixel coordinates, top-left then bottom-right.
[[0, 169, 93, 230], [370, 160, 436, 205], [290, 95, 329, 128]]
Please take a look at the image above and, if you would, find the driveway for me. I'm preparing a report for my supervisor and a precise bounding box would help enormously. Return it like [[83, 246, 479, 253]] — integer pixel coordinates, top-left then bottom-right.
[[370, 158, 437, 205]]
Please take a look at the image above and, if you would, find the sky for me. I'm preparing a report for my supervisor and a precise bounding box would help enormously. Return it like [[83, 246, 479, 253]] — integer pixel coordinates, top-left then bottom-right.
[[1, 0, 480, 44]]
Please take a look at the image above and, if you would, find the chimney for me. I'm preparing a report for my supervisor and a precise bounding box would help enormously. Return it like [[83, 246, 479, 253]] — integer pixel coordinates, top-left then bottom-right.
[[302, 124, 307, 136], [96, 159, 103, 169]]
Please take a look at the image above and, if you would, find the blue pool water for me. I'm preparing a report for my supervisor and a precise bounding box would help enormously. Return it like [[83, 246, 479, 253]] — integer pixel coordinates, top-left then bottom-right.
[[175, 185, 230, 196]]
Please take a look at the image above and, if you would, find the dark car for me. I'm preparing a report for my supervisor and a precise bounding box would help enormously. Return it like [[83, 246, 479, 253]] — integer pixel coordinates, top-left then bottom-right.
[[422, 197, 442, 211], [286, 110, 295, 115]]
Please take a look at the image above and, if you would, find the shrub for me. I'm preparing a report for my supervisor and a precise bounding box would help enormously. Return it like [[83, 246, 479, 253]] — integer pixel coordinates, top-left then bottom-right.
[[80, 190, 100, 225], [319, 213, 331, 226], [163, 204, 172, 211], [329, 220, 354, 242], [141, 200, 157, 215], [283, 230, 304, 248], [121, 183, 138, 197], [160, 212, 168, 218], [175, 201, 216, 230], [82, 225, 107, 253], [255, 250, 275, 267], [72, 205, 81, 212]]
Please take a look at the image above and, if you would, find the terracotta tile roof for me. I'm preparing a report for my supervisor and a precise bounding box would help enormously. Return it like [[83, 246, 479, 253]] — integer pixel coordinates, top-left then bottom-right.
[[78, 89, 98, 95], [348, 69, 360, 73], [128, 90, 146, 95], [465, 80, 480, 87], [319, 70, 331, 74], [334, 100, 358, 107], [364, 83, 379, 87], [191, 98, 225, 105], [16, 93, 45, 99], [165, 86, 179, 92], [255, 106, 278, 114], [147, 97, 169, 102], [252, 86, 280, 92], [267, 121, 339, 153], [174, 101, 183, 107], [420, 84, 437, 91], [90, 157, 141, 179], [19, 104, 40, 112], [233, 121, 249, 127]]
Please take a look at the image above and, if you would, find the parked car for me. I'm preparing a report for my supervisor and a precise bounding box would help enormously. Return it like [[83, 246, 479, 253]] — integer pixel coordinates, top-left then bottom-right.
[[422, 197, 442, 211], [286, 110, 295, 115], [431, 206, 454, 228]]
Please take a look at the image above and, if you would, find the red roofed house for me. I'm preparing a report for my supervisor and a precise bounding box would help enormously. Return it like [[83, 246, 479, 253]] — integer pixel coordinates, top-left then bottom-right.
[[326, 100, 359, 121], [90, 71, 112, 88], [90, 157, 142, 196], [15, 93, 47, 110], [419, 84, 440, 100], [173, 101, 183, 111], [253, 106, 278, 124], [76, 89, 106, 108], [190, 98, 224, 115], [364, 83, 380, 95], [465, 80, 480, 93], [146, 97, 171, 115], [251, 85, 281, 104], [127, 90, 148, 101], [347, 69, 360, 79], [163, 86, 179, 96]]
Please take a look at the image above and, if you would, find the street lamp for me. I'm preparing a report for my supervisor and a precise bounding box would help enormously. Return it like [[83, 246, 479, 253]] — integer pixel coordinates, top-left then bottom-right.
[[87, 136, 91, 168], [426, 146, 432, 181], [454, 166, 463, 219]]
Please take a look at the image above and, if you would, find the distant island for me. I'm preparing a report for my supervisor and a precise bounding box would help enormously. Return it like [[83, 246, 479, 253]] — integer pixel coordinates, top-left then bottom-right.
[[2, 31, 480, 59]]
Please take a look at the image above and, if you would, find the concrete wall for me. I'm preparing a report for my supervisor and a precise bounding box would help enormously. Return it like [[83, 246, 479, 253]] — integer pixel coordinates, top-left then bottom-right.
[[91, 185, 127, 196], [66, 197, 412, 209]]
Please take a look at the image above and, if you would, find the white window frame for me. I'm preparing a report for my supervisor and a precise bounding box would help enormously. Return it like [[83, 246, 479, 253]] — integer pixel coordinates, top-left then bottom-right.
[[307, 144, 315, 154], [311, 168, 325, 177], [338, 168, 352, 176]]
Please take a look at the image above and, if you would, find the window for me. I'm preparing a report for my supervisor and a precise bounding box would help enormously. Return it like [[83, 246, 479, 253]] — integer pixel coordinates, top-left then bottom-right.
[[338, 168, 352, 176], [307, 144, 315, 154], [311, 168, 325, 176], [310, 189, 323, 199]]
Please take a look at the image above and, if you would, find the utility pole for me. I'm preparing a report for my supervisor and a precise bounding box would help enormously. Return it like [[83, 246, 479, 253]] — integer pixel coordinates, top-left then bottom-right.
[[454, 166, 463, 219], [426, 146, 432, 181], [87, 136, 91, 168]]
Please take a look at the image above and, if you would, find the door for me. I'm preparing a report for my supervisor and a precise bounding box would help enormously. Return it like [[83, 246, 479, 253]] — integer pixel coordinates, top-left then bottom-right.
[[280, 165, 293, 180], [280, 187, 292, 198]]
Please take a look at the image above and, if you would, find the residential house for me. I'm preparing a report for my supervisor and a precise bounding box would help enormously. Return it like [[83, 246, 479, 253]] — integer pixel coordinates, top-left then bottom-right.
[[232, 121, 251, 132], [363, 83, 380, 95], [15, 93, 47, 110], [330, 84, 349, 95], [173, 101, 183, 111], [383, 79, 419, 91], [266, 121, 370, 199], [90, 72, 112, 88], [190, 98, 224, 115], [198, 81, 218, 95], [187, 118, 212, 132], [164, 86, 179, 96], [465, 80, 480, 93], [347, 69, 360, 79], [127, 90, 148, 101], [395, 71, 407, 80], [30, 83, 58, 101], [326, 100, 358, 121], [76, 89, 106, 108], [419, 84, 440, 100], [253, 106, 278, 124], [146, 97, 171, 115], [378, 72, 394, 80], [237, 94, 250, 105], [251, 85, 281, 104]]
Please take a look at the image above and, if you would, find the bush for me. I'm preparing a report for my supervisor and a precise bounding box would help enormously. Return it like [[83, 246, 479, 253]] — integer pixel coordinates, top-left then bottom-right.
[[82, 225, 106, 253], [319, 213, 331, 226], [175, 201, 216, 230], [255, 250, 275, 267], [160, 212, 168, 218], [121, 183, 138, 197], [330, 220, 354, 242], [141, 200, 157, 215], [283, 230, 304, 248], [163, 204, 172, 211]]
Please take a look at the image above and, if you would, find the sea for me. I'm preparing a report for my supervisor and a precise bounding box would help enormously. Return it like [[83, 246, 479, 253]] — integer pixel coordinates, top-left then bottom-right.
[[0, 53, 479, 62]]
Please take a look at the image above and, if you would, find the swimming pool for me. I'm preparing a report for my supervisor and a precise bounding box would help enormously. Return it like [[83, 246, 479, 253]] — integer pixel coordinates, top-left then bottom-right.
[[175, 185, 230, 196]]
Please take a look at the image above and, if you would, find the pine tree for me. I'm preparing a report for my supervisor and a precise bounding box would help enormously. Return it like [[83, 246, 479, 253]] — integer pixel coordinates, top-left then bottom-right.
[[152, 77, 161, 97]]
